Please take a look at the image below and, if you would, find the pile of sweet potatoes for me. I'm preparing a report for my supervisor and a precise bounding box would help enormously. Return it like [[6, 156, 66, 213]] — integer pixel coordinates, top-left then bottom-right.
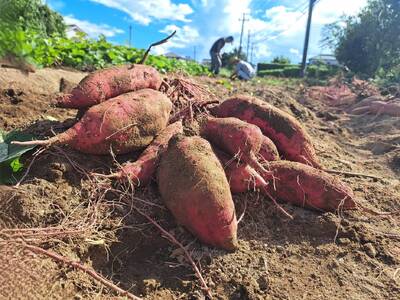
[[12, 64, 358, 251]]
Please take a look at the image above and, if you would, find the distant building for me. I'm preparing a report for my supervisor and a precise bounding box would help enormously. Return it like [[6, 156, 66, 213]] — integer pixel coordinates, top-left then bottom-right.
[[66, 24, 86, 38], [309, 54, 339, 66], [202, 58, 211, 66], [164, 52, 186, 60]]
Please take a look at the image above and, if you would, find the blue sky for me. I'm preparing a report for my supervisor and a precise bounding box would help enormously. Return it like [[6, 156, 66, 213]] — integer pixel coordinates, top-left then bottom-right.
[[47, 0, 368, 64]]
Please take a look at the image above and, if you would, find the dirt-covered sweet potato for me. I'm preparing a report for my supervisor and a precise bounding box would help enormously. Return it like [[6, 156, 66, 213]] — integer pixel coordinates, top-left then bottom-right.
[[12, 89, 172, 155], [212, 95, 321, 168], [56, 64, 162, 108], [101, 121, 183, 185], [214, 149, 264, 194], [263, 161, 356, 211], [200, 117, 268, 175], [157, 135, 238, 251], [258, 135, 280, 162]]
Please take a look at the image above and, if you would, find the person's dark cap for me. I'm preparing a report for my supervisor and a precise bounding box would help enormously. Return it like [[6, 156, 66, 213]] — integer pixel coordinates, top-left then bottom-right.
[[225, 36, 234, 43]]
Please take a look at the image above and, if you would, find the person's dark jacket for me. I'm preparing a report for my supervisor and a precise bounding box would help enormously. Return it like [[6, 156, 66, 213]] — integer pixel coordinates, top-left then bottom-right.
[[210, 38, 226, 53]]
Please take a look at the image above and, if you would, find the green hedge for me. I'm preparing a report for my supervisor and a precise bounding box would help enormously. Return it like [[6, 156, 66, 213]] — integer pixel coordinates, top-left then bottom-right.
[[257, 63, 287, 71], [306, 65, 338, 79], [258, 69, 284, 77], [283, 66, 301, 78], [258, 62, 338, 79]]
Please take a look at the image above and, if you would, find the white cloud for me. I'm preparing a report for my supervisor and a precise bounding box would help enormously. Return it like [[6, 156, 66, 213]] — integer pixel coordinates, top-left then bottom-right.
[[152, 24, 199, 55], [47, 0, 65, 10], [89, 0, 194, 25], [254, 43, 272, 59], [64, 15, 124, 38], [289, 48, 301, 59]]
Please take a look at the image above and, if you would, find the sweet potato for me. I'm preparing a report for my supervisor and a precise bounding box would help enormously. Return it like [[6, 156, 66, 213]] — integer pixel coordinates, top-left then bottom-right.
[[263, 161, 356, 212], [258, 135, 279, 162], [369, 100, 400, 116], [212, 95, 321, 168], [214, 149, 264, 194], [56, 64, 162, 108], [200, 117, 267, 174], [12, 89, 172, 155], [157, 135, 238, 251], [101, 121, 183, 185], [215, 149, 293, 218]]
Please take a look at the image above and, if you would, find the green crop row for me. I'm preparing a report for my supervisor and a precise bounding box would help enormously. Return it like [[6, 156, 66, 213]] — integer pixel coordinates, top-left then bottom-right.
[[0, 27, 210, 76]]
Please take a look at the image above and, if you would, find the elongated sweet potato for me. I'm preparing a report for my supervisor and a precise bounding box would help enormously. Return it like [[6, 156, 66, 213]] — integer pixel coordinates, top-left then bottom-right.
[[56, 64, 162, 108], [101, 121, 183, 185], [263, 161, 356, 211], [258, 135, 279, 162], [12, 89, 172, 155], [200, 117, 267, 174], [157, 135, 238, 251], [212, 95, 321, 168]]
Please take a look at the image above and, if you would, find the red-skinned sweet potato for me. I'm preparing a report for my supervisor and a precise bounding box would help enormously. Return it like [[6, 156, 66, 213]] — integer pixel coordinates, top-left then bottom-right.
[[157, 135, 238, 251], [258, 135, 279, 162], [212, 95, 321, 168], [200, 117, 268, 175], [214, 149, 264, 194], [56, 64, 162, 108], [12, 89, 172, 155], [216, 150, 355, 212], [101, 121, 183, 185], [263, 161, 356, 212]]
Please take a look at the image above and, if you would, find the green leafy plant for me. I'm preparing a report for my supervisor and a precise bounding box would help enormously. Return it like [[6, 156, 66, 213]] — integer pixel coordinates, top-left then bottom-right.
[[0, 130, 36, 184]]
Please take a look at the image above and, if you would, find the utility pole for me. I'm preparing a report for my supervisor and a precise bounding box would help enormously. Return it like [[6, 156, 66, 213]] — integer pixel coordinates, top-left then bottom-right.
[[246, 30, 251, 61], [129, 25, 132, 47], [250, 43, 255, 65], [238, 13, 249, 57], [300, 0, 316, 77], [193, 46, 196, 61]]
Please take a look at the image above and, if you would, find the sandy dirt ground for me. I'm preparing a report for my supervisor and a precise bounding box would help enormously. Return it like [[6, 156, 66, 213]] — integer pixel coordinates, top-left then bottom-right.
[[0, 66, 399, 300]]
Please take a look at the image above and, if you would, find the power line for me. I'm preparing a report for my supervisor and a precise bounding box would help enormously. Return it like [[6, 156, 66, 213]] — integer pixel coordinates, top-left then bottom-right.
[[252, 1, 314, 45], [250, 0, 310, 39]]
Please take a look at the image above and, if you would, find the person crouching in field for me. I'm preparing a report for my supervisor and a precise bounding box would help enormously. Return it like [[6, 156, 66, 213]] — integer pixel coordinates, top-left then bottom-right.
[[230, 57, 255, 81], [209, 36, 234, 75]]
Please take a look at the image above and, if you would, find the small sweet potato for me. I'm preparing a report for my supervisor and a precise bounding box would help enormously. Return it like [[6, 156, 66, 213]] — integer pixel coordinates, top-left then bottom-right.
[[157, 135, 238, 251], [212, 95, 321, 168], [263, 161, 356, 211], [102, 121, 183, 185], [56, 64, 162, 108], [214, 149, 264, 194], [200, 117, 267, 174], [12, 89, 172, 155], [258, 135, 279, 162]]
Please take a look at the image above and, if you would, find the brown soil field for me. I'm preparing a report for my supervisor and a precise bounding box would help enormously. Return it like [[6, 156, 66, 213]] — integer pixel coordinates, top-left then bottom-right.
[[0, 66, 399, 300]]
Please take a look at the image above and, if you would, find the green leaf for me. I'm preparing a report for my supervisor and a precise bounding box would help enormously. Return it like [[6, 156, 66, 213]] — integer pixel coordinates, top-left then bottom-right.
[[10, 157, 23, 172], [0, 130, 36, 184]]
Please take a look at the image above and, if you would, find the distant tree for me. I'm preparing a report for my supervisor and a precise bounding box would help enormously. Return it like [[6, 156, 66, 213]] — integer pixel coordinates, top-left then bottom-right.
[[321, 0, 400, 77], [271, 56, 291, 64], [0, 0, 66, 37], [221, 48, 247, 69]]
